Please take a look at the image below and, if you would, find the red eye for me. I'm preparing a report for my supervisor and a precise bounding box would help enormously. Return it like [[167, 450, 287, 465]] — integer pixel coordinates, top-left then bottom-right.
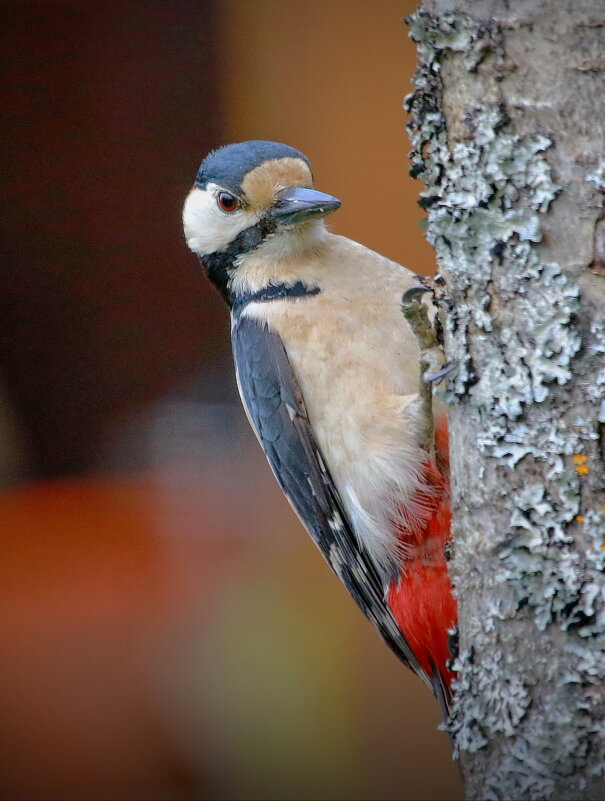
[[217, 191, 238, 213]]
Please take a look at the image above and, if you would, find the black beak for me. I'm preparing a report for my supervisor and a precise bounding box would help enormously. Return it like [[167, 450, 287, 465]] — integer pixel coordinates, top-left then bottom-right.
[[271, 186, 341, 224]]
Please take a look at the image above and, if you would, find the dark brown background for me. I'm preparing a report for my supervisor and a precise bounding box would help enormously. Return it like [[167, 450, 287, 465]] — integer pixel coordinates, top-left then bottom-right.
[[1, 0, 223, 477], [0, 2, 460, 799]]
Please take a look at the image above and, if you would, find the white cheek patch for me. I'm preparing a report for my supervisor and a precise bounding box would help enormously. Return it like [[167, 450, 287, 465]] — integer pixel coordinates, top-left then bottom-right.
[[182, 184, 260, 255]]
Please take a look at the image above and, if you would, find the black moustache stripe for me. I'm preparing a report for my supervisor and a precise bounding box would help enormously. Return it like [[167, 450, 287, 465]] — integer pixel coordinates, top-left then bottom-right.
[[200, 217, 277, 304]]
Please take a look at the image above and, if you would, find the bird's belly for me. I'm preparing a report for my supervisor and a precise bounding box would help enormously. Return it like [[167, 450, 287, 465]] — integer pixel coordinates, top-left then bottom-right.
[[274, 301, 418, 468]]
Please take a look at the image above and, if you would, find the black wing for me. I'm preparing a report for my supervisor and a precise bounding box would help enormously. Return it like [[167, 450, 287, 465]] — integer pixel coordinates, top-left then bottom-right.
[[231, 312, 425, 679]]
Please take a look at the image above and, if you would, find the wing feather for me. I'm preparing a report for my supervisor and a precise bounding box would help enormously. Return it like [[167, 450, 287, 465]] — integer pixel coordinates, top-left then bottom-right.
[[232, 312, 426, 680]]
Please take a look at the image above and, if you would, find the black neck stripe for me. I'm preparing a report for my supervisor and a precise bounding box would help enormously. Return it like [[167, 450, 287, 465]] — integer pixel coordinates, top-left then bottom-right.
[[200, 217, 277, 304], [233, 281, 321, 317]]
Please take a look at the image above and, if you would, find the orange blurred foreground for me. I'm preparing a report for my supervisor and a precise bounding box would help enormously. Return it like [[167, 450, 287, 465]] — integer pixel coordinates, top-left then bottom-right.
[[0, 476, 244, 800]]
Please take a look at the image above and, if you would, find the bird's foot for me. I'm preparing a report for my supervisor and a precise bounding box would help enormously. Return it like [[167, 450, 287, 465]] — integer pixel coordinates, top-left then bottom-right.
[[401, 282, 450, 385]]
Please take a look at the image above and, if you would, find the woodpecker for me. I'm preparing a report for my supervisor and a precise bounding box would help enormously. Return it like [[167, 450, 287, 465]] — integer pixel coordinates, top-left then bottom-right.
[[183, 140, 456, 715]]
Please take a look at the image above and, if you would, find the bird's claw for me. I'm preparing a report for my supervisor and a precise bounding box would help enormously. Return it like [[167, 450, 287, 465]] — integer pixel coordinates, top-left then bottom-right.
[[424, 361, 458, 384], [401, 284, 431, 307]]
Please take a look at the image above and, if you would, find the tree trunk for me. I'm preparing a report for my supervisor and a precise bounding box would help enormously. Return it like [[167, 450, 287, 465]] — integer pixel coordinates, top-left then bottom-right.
[[406, 1, 605, 798]]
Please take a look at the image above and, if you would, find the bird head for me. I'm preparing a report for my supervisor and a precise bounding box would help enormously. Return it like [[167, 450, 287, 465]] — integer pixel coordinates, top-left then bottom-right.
[[183, 141, 340, 302]]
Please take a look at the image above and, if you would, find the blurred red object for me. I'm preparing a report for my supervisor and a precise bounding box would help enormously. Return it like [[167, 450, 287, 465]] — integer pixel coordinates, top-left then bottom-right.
[[0, 475, 243, 801]]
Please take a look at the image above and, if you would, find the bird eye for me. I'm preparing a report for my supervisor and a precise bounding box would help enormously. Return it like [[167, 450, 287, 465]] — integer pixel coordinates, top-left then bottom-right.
[[217, 191, 238, 213]]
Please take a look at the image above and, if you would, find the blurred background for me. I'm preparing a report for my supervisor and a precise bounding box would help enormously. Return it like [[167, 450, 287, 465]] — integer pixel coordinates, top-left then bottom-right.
[[0, 1, 461, 799]]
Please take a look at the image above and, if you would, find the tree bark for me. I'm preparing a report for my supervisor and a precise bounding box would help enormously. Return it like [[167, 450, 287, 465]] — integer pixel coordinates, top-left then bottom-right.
[[406, 1, 605, 798]]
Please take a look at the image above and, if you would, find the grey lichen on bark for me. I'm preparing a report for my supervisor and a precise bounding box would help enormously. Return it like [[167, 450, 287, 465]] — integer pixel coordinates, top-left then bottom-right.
[[406, 1, 605, 799]]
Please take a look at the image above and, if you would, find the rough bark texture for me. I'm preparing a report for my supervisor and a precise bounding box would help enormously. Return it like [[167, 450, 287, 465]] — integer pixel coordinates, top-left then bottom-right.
[[406, 1, 605, 799]]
